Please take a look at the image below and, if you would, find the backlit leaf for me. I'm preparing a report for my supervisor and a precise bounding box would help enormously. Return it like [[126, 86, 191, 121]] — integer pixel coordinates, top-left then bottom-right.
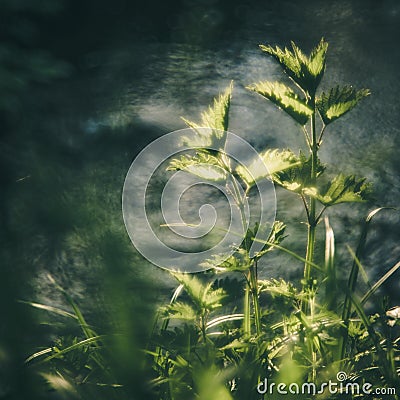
[[242, 221, 286, 258], [183, 164, 226, 181], [200, 248, 253, 272], [168, 153, 227, 181], [172, 273, 226, 311], [259, 278, 298, 300], [164, 302, 197, 321], [304, 174, 372, 206], [181, 82, 233, 150], [272, 152, 325, 193], [316, 85, 370, 124], [253, 220, 287, 258], [260, 38, 328, 95], [201, 221, 286, 271], [247, 81, 312, 125], [236, 149, 300, 188]]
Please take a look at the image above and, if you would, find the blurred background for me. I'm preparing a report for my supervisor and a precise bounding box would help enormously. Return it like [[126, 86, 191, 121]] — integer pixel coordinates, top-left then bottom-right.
[[1, 0, 399, 398]]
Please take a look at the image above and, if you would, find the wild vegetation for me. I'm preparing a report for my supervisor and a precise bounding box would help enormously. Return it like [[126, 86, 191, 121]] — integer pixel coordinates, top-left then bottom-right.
[[25, 39, 400, 399]]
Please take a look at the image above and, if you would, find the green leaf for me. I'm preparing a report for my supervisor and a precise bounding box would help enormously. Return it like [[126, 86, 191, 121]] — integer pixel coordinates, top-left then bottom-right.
[[304, 174, 372, 206], [247, 81, 312, 125], [172, 273, 226, 311], [181, 82, 233, 150], [316, 85, 370, 124], [168, 152, 227, 181], [164, 302, 197, 321], [200, 82, 233, 132], [236, 149, 300, 187], [259, 278, 298, 300], [242, 221, 286, 258], [182, 164, 227, 181], [202, 221, 286, 271], [260, 38, 328, 95], [200, 248, 253, 272], [256, 220, 287, 258], [272, 152, 325, 193]]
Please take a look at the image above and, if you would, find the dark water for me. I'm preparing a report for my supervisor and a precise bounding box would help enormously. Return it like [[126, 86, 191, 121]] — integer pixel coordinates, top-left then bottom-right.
[[4, 0, 400, 295], [1, 2, 400, 395], [2, 0, 399, 299], [75, 1, 400, 287]]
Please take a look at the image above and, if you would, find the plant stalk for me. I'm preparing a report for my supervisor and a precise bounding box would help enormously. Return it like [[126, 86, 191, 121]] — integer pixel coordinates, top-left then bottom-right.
[[243, 282, 251, 336], [249, 263, 261, 336], [302, 101, 317, 313], [233, 175, 262, 337]]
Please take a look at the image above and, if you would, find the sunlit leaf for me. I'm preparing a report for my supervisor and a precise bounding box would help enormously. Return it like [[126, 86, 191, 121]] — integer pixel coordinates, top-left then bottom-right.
[[181, 82, 233, 150], [236, 149, 300, 187], [253, 220, 287, 258], [167, 152, 227, 181], [259, 278, 298, 300], [201, 221, 286, 271], [172, 273, 226, 311], [272, 151, 325, 193], [241, 221, 286, 258], [247, 81, 312, 125], [260, 38, 328, 95], [304, 174, 372, 206], [164, 302, 197, 321], [259, 44, 301, 83], [317, 85, 370, 124], [200, 81, 233, 132], [200, 248, 252, 272], [304, 39, 329, 80], [183, 164, 226, 181]]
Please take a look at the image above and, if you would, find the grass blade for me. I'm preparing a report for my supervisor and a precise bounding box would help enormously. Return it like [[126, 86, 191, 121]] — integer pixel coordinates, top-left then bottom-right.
[[361, 261, 400, 305], [339, 208, 395, 362], [20, 300, 78, 320], [26, 336, 104, 364], [324, 217, 336, 310]]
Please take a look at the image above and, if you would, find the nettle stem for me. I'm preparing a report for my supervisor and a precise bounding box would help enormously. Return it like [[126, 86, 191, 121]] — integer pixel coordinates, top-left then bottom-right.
[[301, 99, 319, 381], [250, 262, 262, 335], [201, 313, 207, 343], [302, 99, 317, 313], [243, 265, 261, 337], [243, 282, 251, 336], [233, 179, 262, 337]]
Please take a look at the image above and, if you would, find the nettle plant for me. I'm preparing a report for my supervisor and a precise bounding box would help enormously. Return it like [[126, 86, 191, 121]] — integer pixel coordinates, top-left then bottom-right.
[[149, 39, 400, 399]]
